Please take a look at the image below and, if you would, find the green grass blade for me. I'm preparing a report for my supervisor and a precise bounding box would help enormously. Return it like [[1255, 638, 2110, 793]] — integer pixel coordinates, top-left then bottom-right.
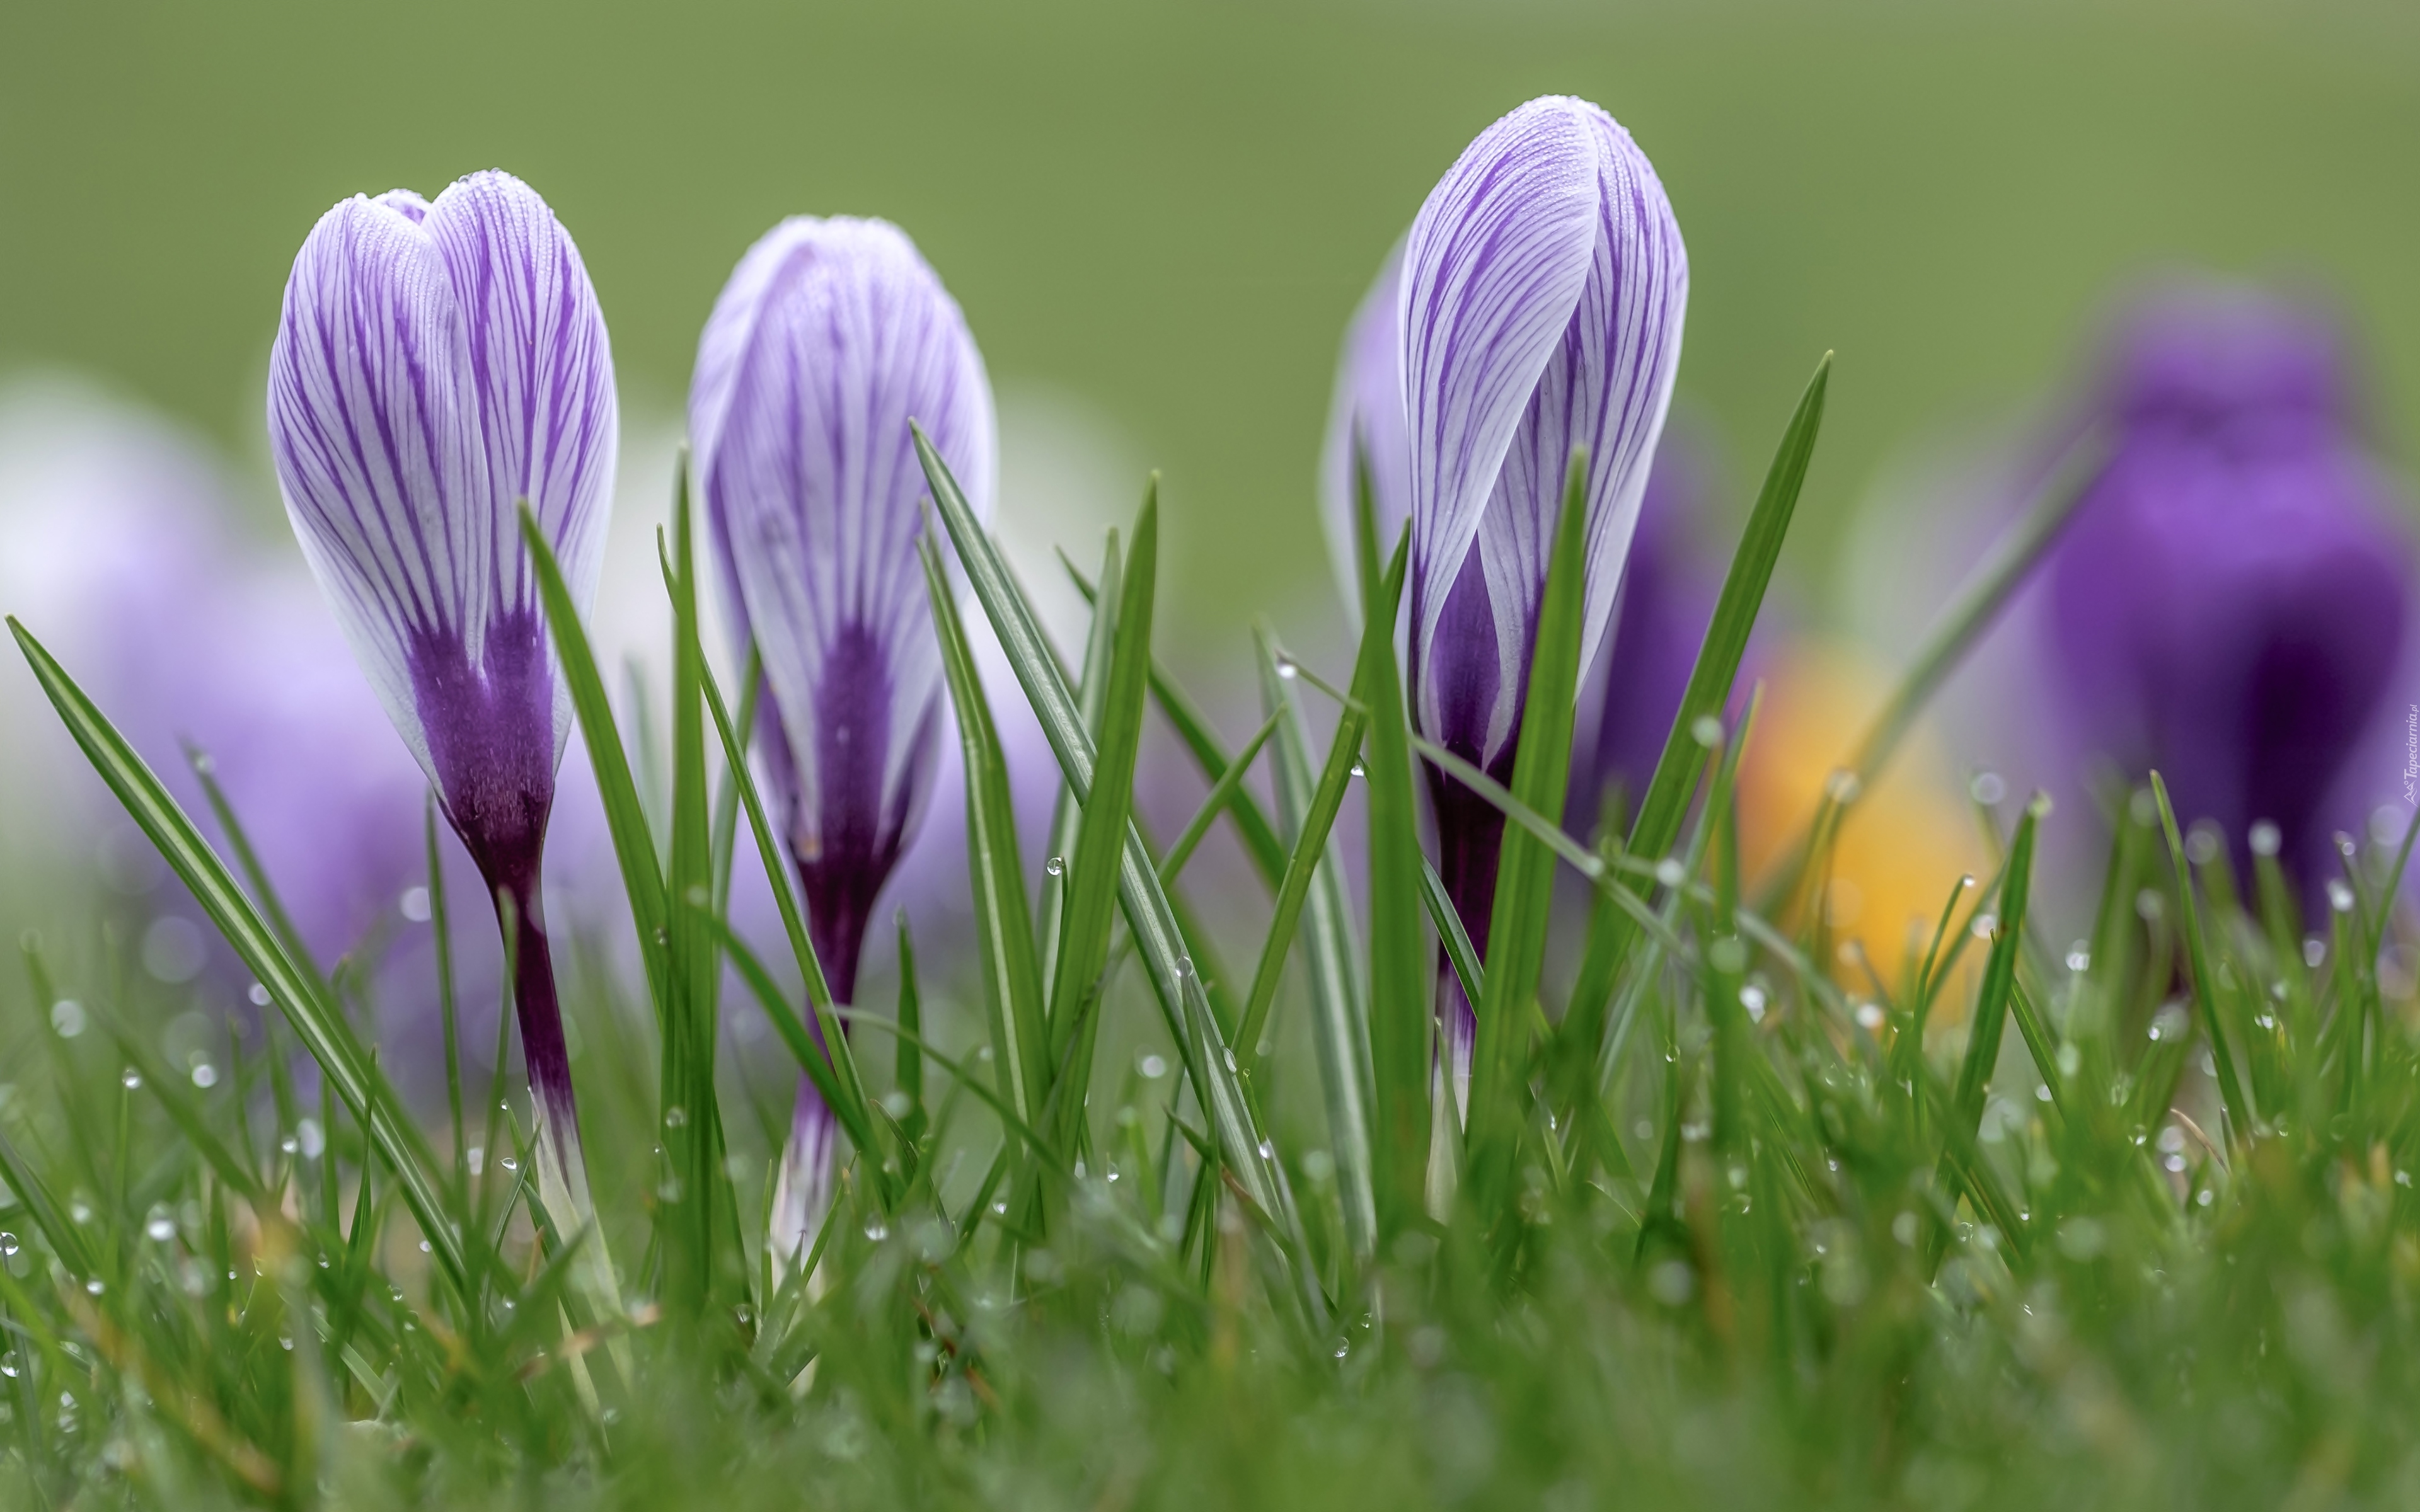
[[2151, 772, 2255, 1143], [1041, 532, 1119, 995], [1260, 626, 1378, 1261], [1954, 796, 2041, 1128], [1352, 479, 1429, 1239], [1421, 848, 1486, 1019], [1560, 358, 1829, 1101], [698, 638, 876, 1166], [1234, 696, 1368, 1077], [519, 504, 668, 1007], [1064, 551, 1289, 891], [1158, 709, 1282, 887], [696, 909, 879, 1162], [6, 617, 464, 1296], [1046, 491, 1160, 1156], [656, 461, 733, 1314], [1629, 355, 1828, 870], [922, 530, 1051, 1138], [914, 425, 1279, 1220], [1467, 449, 1592, 1226]]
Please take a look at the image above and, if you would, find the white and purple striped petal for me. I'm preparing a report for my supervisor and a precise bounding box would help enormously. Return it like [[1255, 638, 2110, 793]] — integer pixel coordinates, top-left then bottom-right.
[[267, 169, 616, 857], [690, 215, 995, 1001], [1401, 96, 1688, 770]]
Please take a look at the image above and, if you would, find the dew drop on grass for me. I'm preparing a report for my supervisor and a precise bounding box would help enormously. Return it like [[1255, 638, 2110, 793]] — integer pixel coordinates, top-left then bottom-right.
[[248, 983, 271, 1008], [297, 1119, 325, 1159], [1276, 658, 1299, 680], [1223, 1048, 1238, 1074], [1044, 856, 1064, 878], [2249, 820, 2281, 857], [145, 1213, 174, 1244], [2327, 879, 2356, 914], [190, 1063, 217, 1089], [880, 1091, 911, 1120], [1853, 1002, 1884, 1031], [0, 1234, 16, 1258], [1138, 1054, 1167, 1080], [863, 1220, 889, 1242], [1690, 715, 1722, 749], [49, 999, 85, 1038], [664, 1106, 688, 1129], [499, 1156, 518, 1172], [1653, 858, 1686, 888], [1969, 770, 2007, 806], [399, 886, 432, 923], [2066, 944, 2091, 973], [1970, 913, 1999, 940], [68, 1203, 91, 1225], [119, 1069, 141, 1091], [83, 1279, 102, 1297], [1349, 759, 1366, 778]]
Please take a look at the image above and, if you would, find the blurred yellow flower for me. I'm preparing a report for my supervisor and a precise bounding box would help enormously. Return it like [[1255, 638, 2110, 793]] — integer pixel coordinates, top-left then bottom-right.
[[1734, 641, 1986, 1007]]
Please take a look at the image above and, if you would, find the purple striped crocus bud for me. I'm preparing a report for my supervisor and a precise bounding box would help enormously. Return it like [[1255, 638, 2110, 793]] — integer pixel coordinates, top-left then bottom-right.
[[691, 216, 994, 1264], [267, 170, 617, 1227], [1397, 96, 1688, 1092], [2044, 285, 2411, 894]]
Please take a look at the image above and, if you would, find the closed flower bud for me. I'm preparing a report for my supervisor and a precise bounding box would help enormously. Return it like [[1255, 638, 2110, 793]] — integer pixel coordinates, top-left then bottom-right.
[[267, 169, 616, 1232], [2044, 286, 2412, 891], [691, 215, 994, 1262], [1348, 95, 1688, 1091]]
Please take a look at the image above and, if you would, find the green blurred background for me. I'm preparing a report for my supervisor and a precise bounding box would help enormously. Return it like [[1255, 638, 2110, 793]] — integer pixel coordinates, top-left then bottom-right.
[[4, 0, 2417, 639]]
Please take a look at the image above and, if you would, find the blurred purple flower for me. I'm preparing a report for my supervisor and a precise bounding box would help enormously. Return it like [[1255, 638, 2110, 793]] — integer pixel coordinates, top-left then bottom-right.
[[2044, 286, 2412, 893], [1375, 96, 1688, 1090], [0, 381, 475, 1075], [691, 215, 994, 1263], [267, 170, 618, 1226]]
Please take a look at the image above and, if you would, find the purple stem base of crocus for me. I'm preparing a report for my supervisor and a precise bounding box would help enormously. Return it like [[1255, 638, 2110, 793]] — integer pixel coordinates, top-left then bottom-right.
[[769, 848, 888, 1268], [769, 1079, 841, 1268], [1426, 751, 1512, 1106], [490, 875, 578, 1146]]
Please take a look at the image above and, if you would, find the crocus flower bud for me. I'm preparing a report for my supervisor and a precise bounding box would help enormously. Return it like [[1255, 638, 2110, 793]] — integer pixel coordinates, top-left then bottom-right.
[[691, 216, 994, 1263], [1395, 96, 1688, 1088], [2043, 286, 2412, 891], [267, 170, 617, 1227]]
